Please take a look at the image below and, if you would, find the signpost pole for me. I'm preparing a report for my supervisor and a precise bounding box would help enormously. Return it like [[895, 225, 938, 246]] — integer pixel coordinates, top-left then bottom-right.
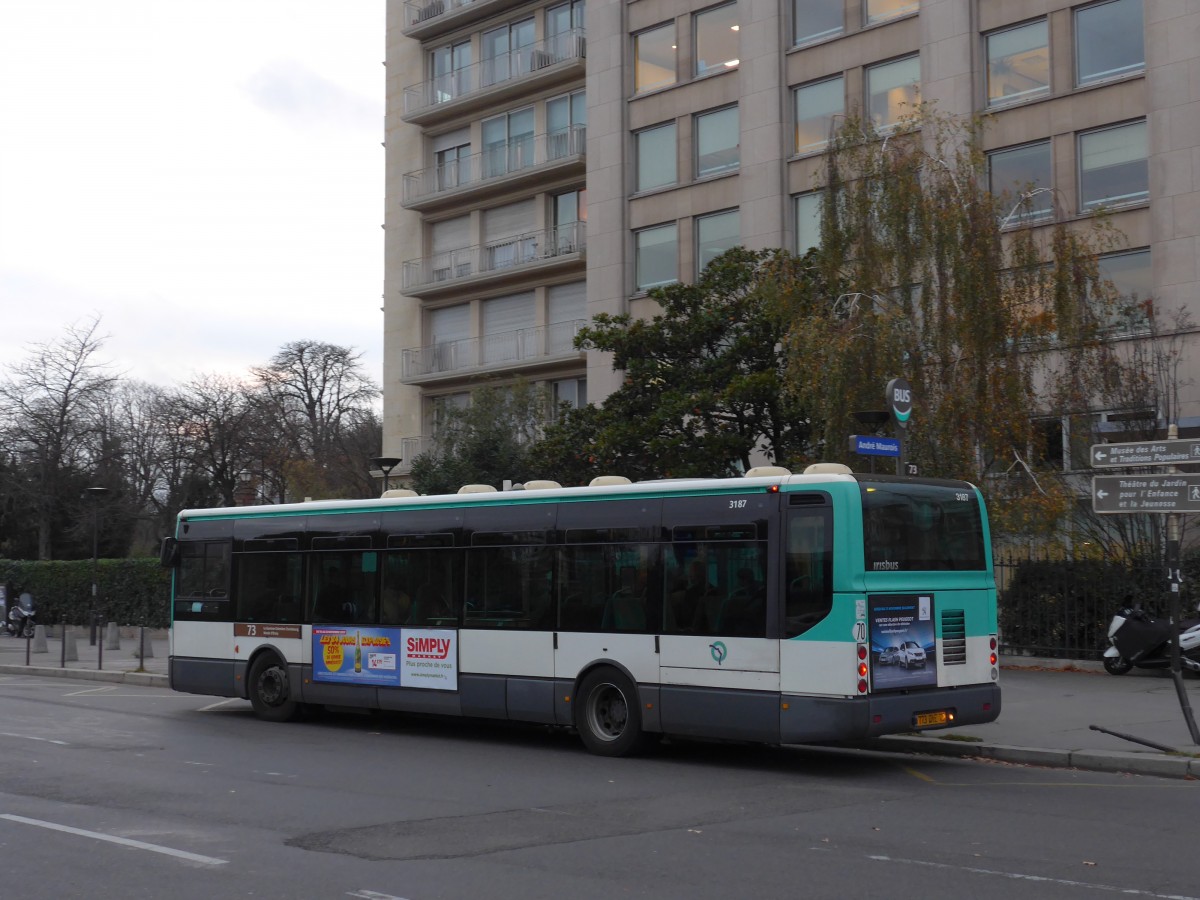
[[886, 377, 912, 477], [1164, 424, 1200, 744]]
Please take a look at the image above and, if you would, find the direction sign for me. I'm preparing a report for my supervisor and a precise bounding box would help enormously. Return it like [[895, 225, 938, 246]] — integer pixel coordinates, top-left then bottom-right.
[[849, 434, 901, 457], [1092, 474, 1200, 514], [1090, 439, 1200, 468]]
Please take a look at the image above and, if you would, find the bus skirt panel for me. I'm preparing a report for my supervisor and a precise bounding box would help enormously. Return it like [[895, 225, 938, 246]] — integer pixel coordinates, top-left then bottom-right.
[[780, 683, 1001, 744]]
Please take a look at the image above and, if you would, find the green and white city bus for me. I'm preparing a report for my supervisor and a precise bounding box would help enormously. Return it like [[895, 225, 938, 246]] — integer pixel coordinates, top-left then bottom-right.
[[162, 464, 1000, 756]]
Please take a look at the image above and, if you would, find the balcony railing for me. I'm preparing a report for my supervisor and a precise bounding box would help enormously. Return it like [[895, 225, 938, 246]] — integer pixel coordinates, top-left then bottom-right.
[[403, 222, 586, 293], [403, 30, 585, 118], [402, 318, 587, 380], [404, 0, 474, 29], [404, 126, 585, 207]]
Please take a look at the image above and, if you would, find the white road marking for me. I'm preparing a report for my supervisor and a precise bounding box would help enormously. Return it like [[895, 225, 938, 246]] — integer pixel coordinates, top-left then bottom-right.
[[64, 686, 117, 696], [198, 698, 242, 711], [867, 853, 1200, 899], [0, 732, 68, 746], [0, 814, 228, 866], [347, 891, 410, 900]]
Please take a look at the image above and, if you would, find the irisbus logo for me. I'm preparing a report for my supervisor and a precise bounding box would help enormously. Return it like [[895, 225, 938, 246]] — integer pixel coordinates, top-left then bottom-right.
[[709, 641, 727, 665]]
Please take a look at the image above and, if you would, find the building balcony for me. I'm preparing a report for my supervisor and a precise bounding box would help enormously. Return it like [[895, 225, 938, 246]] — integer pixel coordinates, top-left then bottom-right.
[[401, 318, 588, 384], [402, 0, 531, 39], [402, 222, 586, 297], [402, 30, 585, 125], [403, 127, 585, 211], [395, 436, 434, 474]]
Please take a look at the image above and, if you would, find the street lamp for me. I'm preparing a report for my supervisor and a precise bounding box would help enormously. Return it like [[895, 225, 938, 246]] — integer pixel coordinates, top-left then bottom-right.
[[86, 486, 110, 646], [370, 456, 403, 496]]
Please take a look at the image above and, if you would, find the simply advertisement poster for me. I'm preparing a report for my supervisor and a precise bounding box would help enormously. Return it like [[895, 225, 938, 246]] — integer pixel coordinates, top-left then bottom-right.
[[869, 594, 937, 691], [312, 627, 458, 690]]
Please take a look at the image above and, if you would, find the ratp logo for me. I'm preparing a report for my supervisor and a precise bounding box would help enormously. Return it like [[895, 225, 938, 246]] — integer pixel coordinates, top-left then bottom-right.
[[709, 641, 727, 665]]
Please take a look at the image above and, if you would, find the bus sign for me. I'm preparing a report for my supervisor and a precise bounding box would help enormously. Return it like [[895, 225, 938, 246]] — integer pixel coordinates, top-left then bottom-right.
[[1090, 439, 1200, 468], [1092, 474, 1200, 514]]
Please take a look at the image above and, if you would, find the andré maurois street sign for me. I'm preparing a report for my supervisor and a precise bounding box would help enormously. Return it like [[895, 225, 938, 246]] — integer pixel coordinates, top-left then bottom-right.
[[1092, 474, 1200, 514], [1090, 439, 1200, 468], [849, 435, 901, 457]]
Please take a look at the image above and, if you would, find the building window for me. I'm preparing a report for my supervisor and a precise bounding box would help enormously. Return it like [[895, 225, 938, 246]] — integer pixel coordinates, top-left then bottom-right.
[[1097, 248, 1151, 331], [635, 23, 677, 93], [548, 281, 587, 352], [986, 20, 1049, 107], [694, 3, 739, 77], [481, 107, 535, 178], [483, 292, 536, 364], [695, 106, 739, 177], [794, 76, 844, 153], [551, 377, 588, 415], [427, 304, 471, 372], [794, 0, 842, 45], [988, 141, 1053, 223], [435, 143, 471, 190], [636, 122, 677, 191], [482, 18, 535, 87], [865, 0, 918, 25], [635, 223, 678, 291], [866, 55, 920, 131], [1076, 0, 1144, 86], [696, 209, 740, 274], [547, 90, 586, 159], [430, 40, 472, 104], [1078, 120, 1148, 211], [794, 192, 822, 255], [553, 189, 586, 253]]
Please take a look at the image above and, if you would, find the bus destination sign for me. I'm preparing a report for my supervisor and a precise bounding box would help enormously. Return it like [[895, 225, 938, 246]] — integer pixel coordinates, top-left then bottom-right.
[[1092, 474, 1200, 514], [1090, 439, 1200, 468]]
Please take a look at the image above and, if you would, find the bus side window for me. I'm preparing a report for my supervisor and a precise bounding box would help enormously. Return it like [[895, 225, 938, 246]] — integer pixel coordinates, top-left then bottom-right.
[[785, 509, 832, 638]]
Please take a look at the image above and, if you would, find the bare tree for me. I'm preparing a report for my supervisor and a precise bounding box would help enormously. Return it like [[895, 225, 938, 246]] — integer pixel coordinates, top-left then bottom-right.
[[251, 341, 380, 499], [0, 317, 118, 558]]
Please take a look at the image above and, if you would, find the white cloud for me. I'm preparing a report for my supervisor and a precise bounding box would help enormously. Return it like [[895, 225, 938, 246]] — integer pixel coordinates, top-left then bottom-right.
[[0, 1, 385, 389]]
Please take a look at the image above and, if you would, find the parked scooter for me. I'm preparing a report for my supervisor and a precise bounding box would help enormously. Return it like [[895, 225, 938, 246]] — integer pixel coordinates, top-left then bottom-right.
[[5, 592, 36, 639], [1102, 599, 1200, 675]]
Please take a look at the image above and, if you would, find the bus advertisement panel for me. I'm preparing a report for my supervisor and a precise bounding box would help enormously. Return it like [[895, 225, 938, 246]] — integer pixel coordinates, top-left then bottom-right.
[[313, 627, 458, 690]]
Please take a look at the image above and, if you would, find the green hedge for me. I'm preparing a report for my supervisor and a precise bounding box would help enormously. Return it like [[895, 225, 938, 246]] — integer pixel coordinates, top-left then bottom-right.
[[0, 558, 170, 629]]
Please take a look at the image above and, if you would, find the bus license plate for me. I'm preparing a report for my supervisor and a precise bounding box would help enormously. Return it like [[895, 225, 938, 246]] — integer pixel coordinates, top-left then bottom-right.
[[914, 710, 948, 727]]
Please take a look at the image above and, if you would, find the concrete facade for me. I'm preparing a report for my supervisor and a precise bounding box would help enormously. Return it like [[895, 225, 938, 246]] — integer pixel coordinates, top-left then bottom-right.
[[382, 0, 1200, 472]]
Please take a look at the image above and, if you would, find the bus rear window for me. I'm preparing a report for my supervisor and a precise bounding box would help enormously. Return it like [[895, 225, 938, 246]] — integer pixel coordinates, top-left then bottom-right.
[[860, 480, 985, 571]]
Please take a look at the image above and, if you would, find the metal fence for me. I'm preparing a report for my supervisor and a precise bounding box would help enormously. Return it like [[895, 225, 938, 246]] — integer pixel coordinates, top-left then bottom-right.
[[996, 552, 1171, 660]]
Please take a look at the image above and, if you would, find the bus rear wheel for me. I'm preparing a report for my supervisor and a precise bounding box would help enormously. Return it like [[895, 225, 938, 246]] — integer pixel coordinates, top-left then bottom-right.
[[248, 654, 300, 722], [575, 668, 650, 757]]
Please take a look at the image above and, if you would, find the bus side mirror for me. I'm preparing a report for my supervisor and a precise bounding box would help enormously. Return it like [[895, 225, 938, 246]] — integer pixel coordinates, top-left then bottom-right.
[[159, 537, 179, 569]]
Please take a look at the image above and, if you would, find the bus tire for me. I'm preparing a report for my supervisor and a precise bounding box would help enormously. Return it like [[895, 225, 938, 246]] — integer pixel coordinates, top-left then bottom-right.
[[248, 653, 300, 722], [575, 668, 650, 757]]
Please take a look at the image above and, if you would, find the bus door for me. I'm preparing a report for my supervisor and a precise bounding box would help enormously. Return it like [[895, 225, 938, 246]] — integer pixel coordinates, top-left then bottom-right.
[[657, 508, 780, 742], [554, 537, 661, 688]]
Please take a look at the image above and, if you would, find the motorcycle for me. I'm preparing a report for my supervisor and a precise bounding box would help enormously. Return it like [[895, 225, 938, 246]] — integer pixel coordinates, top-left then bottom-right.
[[1102, 600, 1200, 675], [5, 593, 36, 639]]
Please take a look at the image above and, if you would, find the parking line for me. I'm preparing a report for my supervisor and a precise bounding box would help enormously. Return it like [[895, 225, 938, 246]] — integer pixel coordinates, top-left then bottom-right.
[[0, 814, 228, 866]]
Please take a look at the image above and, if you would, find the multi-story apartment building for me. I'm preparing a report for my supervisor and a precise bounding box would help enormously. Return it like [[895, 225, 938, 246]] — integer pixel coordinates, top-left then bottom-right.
[[383, 0, 1200, 475]]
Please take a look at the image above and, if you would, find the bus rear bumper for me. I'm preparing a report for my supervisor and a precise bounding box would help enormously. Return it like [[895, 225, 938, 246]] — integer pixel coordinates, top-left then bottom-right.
[[780, 683, 1001, 744]]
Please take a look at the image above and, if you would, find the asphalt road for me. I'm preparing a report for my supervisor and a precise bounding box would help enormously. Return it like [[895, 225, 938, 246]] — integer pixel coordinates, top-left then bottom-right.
[[0, 674, 1198, 900]]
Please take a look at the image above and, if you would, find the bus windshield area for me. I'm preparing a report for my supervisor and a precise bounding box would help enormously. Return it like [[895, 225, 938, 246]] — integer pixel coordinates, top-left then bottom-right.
[[860, 479, 985, 571]]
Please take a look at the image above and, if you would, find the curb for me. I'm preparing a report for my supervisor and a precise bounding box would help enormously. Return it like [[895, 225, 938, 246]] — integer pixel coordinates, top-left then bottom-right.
[[0, 663, 168, 688], [862, 734, 1199, 779]]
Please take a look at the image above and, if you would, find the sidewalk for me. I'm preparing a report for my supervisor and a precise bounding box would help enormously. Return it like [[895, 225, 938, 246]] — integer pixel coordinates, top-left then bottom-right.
[[2, 636, 1198, 778], [0, 626, 167, 686], [864, 656, 1200, 779]]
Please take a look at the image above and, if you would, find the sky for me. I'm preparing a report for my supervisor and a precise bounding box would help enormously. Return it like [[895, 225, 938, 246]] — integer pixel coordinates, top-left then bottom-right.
[[0, 1, 386, 390]]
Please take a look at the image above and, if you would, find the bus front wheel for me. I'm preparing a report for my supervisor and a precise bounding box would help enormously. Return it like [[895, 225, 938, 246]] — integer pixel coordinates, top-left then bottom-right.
[[248, 654, 300, 722], [575, 668, 650, 757]]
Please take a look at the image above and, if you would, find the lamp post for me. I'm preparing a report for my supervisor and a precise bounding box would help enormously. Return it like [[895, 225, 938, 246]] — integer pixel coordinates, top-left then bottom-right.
[[86, 486, 110, 646], [370, 456, 402, 496]]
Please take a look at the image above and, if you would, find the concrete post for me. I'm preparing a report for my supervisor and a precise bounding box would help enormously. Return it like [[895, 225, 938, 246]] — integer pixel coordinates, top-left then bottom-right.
[[63, 627, 79, 662], [104, 622, 121, 650], [32, 624, 48, 654]]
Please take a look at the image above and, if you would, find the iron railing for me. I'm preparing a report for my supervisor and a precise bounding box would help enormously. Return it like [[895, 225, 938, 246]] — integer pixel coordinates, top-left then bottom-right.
[[402, 222, 585, 292], [401, 318, 587, 380]]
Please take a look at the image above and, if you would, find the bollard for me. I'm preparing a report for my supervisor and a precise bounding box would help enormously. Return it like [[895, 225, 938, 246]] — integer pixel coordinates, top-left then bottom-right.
[[63, 627, 79, 662], [104, 622, 121, 651], [134, 626, 155, 660], [32, 624, 48, 654]]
